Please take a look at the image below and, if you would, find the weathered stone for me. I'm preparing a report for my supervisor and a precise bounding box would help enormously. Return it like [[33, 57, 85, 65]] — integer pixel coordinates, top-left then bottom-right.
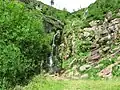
[[74, 71, 80, 77], [72, 65, 78, 71], [83, 28, 93, 31], [94, 64, 104, 69], [90, 54, 100, 61], [79, 65, 91, 71], [117, 56, 120, 61], [97, 65, 113, 78], [88, 49, 101, 62], [91, 49, 99, 56], [89, 20, 100, 27], [98, 61, 120, 78], [106, 11, 112, 20], [43, 15, 64, 33], [117, 12, 120, 16], [80, 74, 89, 79], [68, 71, 74, 77], [99, 35, 111, 43], [100, 29, 108, 35], [102, 47, 110, 52], [111, 18, 120, 24], [83, 32, 90, 37]]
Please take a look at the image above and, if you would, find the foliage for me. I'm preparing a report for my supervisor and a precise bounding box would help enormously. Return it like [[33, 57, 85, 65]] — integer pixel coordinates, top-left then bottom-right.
[[41, 5, 70, 21], [82, 56, 119, 78], [0, 0, 51, 89], [23, 75, 65, 90], [19, 0, 70, 21], [72, 0, 120, 21], [22, 76, 120, 90]]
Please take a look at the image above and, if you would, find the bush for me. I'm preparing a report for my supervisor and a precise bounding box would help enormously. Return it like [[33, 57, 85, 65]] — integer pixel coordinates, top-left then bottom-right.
[[87, 0, 120, 20], [0, 0, 51, 89]]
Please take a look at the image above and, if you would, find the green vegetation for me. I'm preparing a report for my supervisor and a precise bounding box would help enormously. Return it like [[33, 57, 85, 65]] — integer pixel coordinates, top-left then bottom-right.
[[41, 4, 70, 21], [0, 0, 51, 89], [87, 0, 120, 20], [22, 76, 120, 90], [61, 0, 120, 80], [19, 0, 70, 21], [66, 0, 120, 29], [71, 0, 120, 20], [1, 0, 120, 90]]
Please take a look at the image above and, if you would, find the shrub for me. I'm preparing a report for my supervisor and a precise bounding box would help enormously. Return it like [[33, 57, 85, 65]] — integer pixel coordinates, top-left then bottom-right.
[[0, 0, 51, 89]]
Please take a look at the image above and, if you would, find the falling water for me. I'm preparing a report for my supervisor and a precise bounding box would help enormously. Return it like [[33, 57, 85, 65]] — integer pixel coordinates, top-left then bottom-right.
[[49, 31, 60, 69], [49, 54, 53, 67]]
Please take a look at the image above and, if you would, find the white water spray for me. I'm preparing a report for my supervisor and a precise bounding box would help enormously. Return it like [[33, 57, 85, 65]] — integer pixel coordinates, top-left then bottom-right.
[[49, 31, 60, 68]]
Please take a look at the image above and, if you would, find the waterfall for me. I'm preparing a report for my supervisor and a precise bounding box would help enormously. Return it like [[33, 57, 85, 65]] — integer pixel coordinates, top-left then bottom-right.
[[49, 54, 53, 67], [49, 31, 60, 69]]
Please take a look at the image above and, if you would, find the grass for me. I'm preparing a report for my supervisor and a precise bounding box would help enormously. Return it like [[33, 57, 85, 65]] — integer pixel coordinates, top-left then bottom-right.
[[22, 75, 120, 90]]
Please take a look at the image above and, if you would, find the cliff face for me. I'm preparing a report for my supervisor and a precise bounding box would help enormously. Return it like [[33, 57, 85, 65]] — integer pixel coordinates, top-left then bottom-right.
[[58, 1, 120, 78], [18, 0, 120, 78]]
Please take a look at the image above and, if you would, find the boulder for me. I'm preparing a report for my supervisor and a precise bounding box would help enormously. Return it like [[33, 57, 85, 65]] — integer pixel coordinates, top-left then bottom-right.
[[99, 35, 111, 43], [90, 54, 100, 61], [106, 11, 112, 20], [111, 18, 120, 24], [80, 74, 89, 79], [102, 46, 110, 52], [89, 20, 100, 27], [97, 65, 112, 78], [94, 64, 104, 69], [79, 64, 91, 71], [89, 49, 101, 62], [117, 11, 120, 16], [83, 32, 90, 37]]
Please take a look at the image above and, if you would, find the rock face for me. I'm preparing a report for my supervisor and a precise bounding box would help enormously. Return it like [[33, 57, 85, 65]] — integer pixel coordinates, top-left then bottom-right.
[[97, 60, 120, 78], [58, 11, 120, 79], [83, 12, 120, 62], [43, 15, 64, 33], [60, 11, 120, 64]]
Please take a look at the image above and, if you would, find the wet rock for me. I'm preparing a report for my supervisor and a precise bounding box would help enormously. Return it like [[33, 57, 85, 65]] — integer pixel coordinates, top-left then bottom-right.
[[43, 15, 64, 33]]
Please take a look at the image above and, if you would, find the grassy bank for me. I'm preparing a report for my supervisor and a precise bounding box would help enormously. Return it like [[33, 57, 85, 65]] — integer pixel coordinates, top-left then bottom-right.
[[21, 75, 120, 90]]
